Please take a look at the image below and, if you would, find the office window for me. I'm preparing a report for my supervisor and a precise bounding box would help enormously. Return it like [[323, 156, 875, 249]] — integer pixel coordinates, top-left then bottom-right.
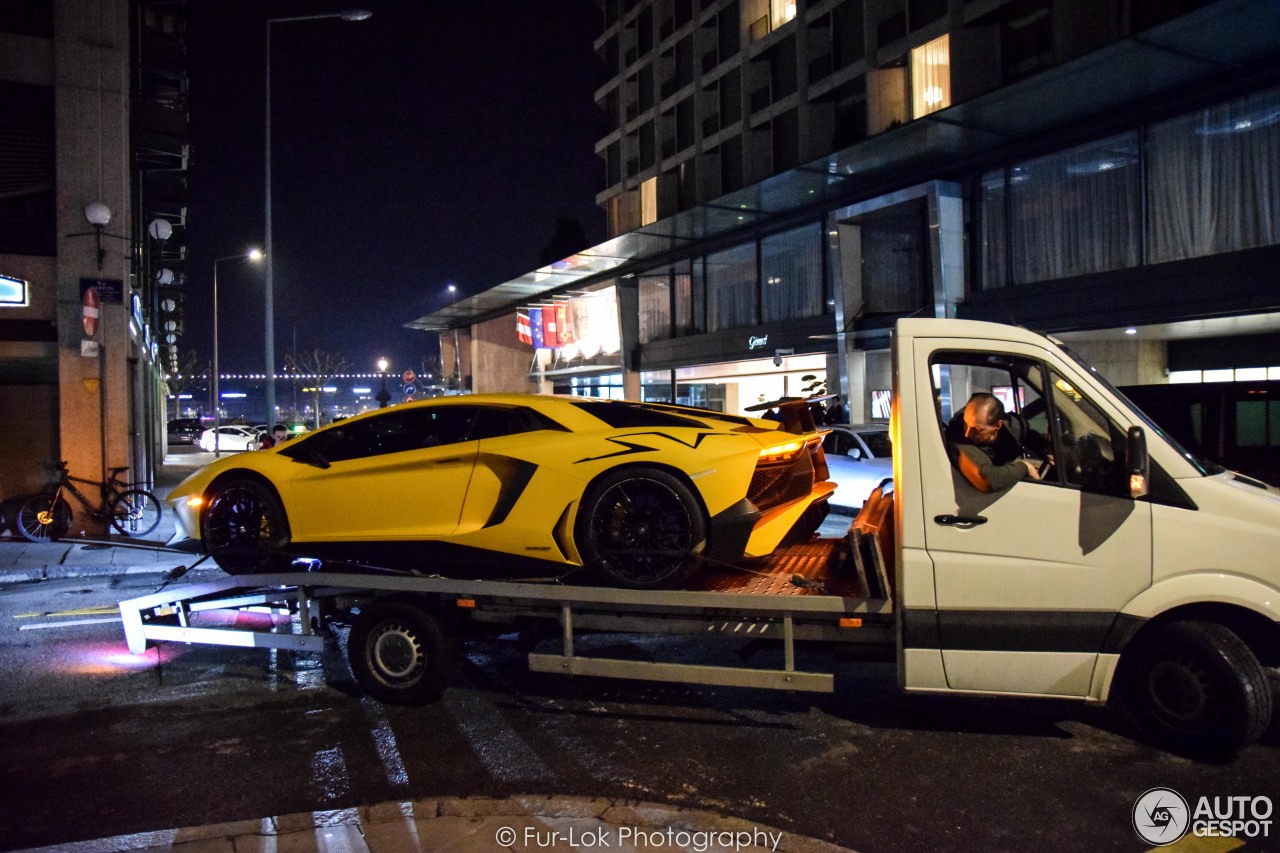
[[761, 224, 822, 321], [675, 259, 702, 335], [0, 82, 55, 256], [0, 273, 28, 306], [1147, 85, 1280, 263], [1007, 132, 1140, 284], [638, 271, 671, 342], [911, 34, 950, 118], [705, 242, 756, 331]]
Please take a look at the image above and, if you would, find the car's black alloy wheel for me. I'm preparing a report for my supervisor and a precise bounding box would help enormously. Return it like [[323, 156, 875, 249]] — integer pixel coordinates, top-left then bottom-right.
[[202, 478, 291, 574], [578, 467, 706, 589]]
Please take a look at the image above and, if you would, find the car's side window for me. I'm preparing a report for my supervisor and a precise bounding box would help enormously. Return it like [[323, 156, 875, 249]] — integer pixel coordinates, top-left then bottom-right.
[[289, 407, 480, 464], [823, 430, 855, 457], [466, 406, 568, 441]]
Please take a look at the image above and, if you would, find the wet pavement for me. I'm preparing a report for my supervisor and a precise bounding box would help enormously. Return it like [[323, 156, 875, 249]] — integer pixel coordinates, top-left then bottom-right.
[[1, 448, 859, 852]]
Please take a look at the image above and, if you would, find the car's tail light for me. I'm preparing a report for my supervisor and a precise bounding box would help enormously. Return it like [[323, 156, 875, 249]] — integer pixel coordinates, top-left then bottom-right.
[[758, 440, 804, 463]]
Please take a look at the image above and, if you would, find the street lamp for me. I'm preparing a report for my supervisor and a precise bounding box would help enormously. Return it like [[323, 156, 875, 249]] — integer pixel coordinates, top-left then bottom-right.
[[213, 249, 264, 457], [264, 8, 372, 429], [376, 356, 391, 408], [446, 284, 462, 392]]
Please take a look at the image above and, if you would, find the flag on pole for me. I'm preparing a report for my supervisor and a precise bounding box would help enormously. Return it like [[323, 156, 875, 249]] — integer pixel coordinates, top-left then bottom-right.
[[516, 311, 532, 345]]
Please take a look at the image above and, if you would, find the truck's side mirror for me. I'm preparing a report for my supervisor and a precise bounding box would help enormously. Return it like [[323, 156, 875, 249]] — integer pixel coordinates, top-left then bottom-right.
[[1127, 426, 1149, 498]]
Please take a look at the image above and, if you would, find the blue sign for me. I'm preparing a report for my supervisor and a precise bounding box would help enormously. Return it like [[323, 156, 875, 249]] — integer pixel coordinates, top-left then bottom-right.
[[81, 277, 125, 304], [403, 383, 416, 396]]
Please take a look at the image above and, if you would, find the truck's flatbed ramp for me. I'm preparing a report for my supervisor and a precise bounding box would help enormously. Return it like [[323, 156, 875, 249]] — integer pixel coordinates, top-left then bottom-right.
[[694, 538, 859, 597]]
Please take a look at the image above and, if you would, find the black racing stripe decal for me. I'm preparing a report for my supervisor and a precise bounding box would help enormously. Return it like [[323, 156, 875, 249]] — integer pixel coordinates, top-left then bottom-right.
[[574, 431, 729, 463], [902, 609, 1149, 654]]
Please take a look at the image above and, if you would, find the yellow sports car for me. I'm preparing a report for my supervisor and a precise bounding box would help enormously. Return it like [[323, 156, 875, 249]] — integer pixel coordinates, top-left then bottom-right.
[[167, 394, 835, 589]]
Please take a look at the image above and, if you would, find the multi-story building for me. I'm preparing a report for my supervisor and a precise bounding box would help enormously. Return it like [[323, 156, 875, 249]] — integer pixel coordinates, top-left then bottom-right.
[[0, 0, 187, 530], [413, 0, 1280, 440]]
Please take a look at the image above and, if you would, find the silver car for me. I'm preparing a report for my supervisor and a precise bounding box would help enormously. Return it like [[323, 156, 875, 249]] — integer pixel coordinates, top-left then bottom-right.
[[823, 423, 892, 510], [198, 425, 261, 453]]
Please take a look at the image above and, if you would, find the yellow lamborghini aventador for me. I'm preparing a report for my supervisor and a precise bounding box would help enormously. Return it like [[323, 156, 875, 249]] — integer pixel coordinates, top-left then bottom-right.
[[166, 394, 835, 589]]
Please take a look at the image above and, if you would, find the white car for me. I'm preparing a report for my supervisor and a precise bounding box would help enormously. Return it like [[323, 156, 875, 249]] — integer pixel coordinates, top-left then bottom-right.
[[823, 423, 892, 510], [198, 425, 261, 453]]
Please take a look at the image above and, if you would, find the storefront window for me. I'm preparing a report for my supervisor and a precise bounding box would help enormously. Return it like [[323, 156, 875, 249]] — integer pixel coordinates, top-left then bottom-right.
[[1147, 85, 1280, 263], [706, 242, 757, 332], [638, 271, 672, 342], [761, 224, 822, 322]]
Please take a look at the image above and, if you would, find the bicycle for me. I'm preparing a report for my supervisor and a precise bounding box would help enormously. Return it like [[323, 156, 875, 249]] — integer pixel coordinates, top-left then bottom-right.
[[16, 461, 164, 543]]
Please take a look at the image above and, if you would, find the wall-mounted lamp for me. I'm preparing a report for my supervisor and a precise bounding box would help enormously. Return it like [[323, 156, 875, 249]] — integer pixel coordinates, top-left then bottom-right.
[[67, 202, 173, 271]]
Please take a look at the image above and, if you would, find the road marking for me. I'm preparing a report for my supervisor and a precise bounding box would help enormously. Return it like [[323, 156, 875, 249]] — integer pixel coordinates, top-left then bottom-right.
[[19, 617, 122, 630], [1152, 835, 1247, 852], [16, 606, 119, 619]]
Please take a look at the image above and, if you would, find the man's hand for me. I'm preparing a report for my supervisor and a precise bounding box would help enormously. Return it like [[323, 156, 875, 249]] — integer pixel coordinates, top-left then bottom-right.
[[1022, 458, 1043, 480]]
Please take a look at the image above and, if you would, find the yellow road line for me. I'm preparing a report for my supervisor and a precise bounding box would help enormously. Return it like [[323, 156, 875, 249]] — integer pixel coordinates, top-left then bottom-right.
[[1153, 835, 1246, 852], [15, 605, 119, 619]]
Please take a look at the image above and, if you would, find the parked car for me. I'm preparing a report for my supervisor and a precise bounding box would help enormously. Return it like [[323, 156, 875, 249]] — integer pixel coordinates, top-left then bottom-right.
[[198, 425, 261, 453], [167, 394, 835, 588], [823, 423, 893, 510], [167, 418, 202, 445]]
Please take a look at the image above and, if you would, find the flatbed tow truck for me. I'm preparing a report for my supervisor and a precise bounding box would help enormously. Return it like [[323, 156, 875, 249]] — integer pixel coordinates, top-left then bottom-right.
[[118, 517, 893, 702], [120, 318, 1280, 755]]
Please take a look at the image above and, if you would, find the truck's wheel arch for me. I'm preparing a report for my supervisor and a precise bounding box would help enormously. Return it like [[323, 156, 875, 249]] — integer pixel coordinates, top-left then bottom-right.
[[1118, 601, 1280, 668]]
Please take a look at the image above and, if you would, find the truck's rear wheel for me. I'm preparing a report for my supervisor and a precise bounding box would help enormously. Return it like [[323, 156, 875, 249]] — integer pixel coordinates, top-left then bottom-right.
[[1118, 620, 1271, 754], [347, 601, 458, 705]]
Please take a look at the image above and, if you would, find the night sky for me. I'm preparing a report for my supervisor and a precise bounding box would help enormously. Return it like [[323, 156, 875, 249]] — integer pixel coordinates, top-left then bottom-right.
[[184, 0, 606, 378]]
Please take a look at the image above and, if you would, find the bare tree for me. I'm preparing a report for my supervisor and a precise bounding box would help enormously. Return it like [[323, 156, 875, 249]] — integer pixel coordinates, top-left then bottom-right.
[[165, 349, 207, 420], [284, 348, 350, 429]]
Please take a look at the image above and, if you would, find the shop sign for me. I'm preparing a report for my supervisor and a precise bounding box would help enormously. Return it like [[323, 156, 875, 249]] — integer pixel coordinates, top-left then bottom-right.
[[1, 273, 28, 307], [748, 334, 769, 350], [81, 277, 124, 304]]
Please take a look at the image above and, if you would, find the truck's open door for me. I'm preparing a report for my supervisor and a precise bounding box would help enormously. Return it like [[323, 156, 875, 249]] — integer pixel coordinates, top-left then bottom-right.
[[905, 333, 1152, 698]]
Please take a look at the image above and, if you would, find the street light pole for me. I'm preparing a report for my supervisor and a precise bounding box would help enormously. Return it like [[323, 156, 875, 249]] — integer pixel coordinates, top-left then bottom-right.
[[213, 250, 263, 458], [376, 356, 391, 408], [264, 9, 371, 428]]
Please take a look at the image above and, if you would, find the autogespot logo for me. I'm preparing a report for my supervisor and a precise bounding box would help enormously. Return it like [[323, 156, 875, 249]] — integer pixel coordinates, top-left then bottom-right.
[[1134, 787, 1190, 845]]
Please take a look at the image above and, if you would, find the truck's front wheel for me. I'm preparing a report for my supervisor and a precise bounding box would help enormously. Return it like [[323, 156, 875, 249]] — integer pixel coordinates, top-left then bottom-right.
[[1118, 620, 1271, 755], [347, 601, 459, 705]]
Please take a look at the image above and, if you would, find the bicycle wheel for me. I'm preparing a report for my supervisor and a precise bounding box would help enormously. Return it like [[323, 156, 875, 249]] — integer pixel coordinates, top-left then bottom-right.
[[17, 494, 72, 543], [109, 489, 164, 538]]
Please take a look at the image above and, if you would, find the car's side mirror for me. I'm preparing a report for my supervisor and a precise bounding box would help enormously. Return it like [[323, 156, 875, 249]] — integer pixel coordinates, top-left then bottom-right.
[[1127, 426, 1149, 498], [846, 447, 863, 461]]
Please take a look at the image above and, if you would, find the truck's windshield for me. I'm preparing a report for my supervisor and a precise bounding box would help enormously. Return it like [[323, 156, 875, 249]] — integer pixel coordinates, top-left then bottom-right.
[[1058, 343, 1214, 477]]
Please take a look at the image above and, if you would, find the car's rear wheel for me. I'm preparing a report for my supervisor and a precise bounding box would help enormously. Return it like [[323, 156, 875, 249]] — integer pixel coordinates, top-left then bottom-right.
[[576, 467, 706, 589], [202, 478, 291, 574]]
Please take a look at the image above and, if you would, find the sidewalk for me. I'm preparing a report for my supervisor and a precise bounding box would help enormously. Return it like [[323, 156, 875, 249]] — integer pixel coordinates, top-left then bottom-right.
[[17, 794, 853, 852], [0, 449, 208, 583]]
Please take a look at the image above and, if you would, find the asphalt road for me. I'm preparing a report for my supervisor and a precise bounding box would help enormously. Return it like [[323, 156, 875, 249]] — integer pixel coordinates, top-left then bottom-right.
[[0, 570, 1277, 852]]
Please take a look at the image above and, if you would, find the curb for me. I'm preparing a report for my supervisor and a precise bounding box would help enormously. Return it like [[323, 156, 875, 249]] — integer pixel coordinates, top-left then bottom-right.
[[14, 795, 857, 853], [0, 563, 184, 584]]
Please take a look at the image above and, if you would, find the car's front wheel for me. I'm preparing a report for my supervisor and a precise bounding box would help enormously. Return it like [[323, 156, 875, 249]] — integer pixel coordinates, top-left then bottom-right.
[[576, 467, 706, 589], [202, 477, 292, 574]]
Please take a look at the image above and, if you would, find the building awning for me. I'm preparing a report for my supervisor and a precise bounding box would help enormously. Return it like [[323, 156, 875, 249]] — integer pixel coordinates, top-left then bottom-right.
[[407, 0, 1280, 334]]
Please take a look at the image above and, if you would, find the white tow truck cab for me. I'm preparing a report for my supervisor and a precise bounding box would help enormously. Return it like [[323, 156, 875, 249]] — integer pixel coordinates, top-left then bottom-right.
[[118, 319, 1279, 755]]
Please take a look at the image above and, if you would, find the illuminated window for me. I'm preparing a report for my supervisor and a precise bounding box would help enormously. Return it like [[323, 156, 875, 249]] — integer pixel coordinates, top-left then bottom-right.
[[641, 176, 658, 226], [770, 0, 797, 29], [911, 34, 950, 119], [0, 273, 28, 307]]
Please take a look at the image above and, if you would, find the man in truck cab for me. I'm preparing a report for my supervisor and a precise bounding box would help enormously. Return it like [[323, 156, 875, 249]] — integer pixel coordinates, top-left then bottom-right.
[[947, 392, 1046, 493]]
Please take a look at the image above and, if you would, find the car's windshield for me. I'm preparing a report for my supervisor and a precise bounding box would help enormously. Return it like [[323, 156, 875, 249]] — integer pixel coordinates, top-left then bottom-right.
[[1058, 341, 1212, 476]]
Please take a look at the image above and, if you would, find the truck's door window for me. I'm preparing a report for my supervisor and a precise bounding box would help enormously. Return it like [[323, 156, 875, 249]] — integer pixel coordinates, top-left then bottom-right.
[[1044, 370, 1128, 495]]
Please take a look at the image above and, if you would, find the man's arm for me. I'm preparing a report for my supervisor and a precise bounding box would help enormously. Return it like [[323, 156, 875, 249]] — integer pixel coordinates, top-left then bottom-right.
[[954, 442, 1035, 493]]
